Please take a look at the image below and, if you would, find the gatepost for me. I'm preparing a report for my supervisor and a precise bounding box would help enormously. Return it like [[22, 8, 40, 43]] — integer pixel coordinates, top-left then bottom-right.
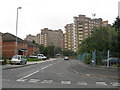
[[92, 51, 96, 67]]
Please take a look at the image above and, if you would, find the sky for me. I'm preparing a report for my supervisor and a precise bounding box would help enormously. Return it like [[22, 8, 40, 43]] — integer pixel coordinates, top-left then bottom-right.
[[0, 0, 119, 39]]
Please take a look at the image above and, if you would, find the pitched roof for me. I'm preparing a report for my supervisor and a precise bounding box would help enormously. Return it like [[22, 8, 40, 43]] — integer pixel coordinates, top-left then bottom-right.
[[0, 32, 3, 35], [2, 33, 24, 42], [24, 40, 39, 47]]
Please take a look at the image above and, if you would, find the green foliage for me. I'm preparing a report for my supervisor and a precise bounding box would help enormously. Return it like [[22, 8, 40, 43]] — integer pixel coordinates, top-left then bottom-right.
[[78, 26, 118, 56], [63, 49, 74, 56], [39, 44, 45, 54], [78, 17, 120, 65], [27, 57, 41, 61], [39, 44, 62, 57], [84, 53, 92, 64], [6, 59, 11, 64], [47, 45, 54, 57], [112, 16, 120, 58], [32, 40, 36, 44]]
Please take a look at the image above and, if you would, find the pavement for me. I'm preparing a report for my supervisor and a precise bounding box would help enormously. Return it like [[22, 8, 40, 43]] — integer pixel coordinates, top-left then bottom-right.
[[2, 58, 56, 70], [70, 59, 120, 80]]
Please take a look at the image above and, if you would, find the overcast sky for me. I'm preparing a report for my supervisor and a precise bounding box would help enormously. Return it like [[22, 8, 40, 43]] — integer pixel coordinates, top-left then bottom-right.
[[0, 0, 119, 39]]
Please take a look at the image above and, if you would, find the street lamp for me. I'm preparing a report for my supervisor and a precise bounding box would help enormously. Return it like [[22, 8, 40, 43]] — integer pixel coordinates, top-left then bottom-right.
[[16, 7, 22, 55]]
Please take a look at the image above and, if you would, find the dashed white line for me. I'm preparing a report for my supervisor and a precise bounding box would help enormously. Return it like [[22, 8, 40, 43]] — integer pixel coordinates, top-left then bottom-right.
[[61, 81, 71, 84], [111, 82, 120, 87], [29, 79, 40, 83], [96, 82, 107, 86], [41, 80, 53, 83], [78, 82, 87, 85], [16, 79, 27, 82]]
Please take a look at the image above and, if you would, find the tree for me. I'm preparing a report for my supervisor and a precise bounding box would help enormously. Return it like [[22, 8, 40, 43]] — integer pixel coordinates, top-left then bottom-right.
[[32, 40, 36, 44], [63, 49, 74, 56], [39, 44, 45, 54], [78, 27, 110, 53], [54, 47, 62, 55], [112, 16, 120, 57], [47, 45, 54, 57], [77, 26, 119, 64]]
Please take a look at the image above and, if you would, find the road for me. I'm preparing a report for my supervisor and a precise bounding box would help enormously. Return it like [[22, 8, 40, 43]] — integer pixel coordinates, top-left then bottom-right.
[[2, 58, 120, 89]]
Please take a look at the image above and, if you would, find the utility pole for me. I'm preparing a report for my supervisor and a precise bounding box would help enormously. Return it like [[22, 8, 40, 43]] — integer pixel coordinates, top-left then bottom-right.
[[16, 7, 22, 55]]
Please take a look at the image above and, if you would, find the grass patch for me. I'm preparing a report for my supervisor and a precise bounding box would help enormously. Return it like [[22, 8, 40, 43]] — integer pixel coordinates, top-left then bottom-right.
[[27, 57, 41, 61], [6, 59, 11, 64]]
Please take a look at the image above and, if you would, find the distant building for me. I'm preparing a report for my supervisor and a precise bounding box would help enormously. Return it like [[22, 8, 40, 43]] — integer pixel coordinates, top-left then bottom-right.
[[0, 32, 2, 59], [103, 20, 111, 27], [36, 34, 41, 44], [64, 24, 74, 51], [25, 34, 41, 45], [64, 15, 110, 52], [41, 28, 64, 49]]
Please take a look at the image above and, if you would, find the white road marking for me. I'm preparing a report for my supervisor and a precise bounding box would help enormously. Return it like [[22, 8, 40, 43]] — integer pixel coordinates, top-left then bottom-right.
[[16, 70, 39, 81], [16, 79, 27, 82], [29, 79, 40, 83], [61, 81, 71, 84], [96, 82, 107, 86], [78, 82, 87, 85], [41, 64, 53, 70], [111, 82, 120, 87], [41, 80, 53, 83], [16, 64, 53, 81]]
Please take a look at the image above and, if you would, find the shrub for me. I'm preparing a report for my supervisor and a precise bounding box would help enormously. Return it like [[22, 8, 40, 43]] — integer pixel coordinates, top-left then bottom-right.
[[6, 59, 11, 64], [27, 58, 41, 61]]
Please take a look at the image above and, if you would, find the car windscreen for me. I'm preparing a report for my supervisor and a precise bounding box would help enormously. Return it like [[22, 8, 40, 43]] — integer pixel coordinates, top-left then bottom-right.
[[12, 56, 20, 59]]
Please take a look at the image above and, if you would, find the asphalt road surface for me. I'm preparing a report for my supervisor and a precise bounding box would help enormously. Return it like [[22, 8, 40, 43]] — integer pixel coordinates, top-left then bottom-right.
[[2, 58, 120, 89]]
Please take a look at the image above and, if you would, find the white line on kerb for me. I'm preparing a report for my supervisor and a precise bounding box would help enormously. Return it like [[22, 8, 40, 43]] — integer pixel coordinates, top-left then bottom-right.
[[41, 64, 53, 70]]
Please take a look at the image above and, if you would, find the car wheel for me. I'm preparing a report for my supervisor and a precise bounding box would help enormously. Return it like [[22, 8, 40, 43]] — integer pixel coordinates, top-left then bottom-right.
[[10, 63, 13, 65], [20, 61, 23, 65], [25, 61, 27, 64]]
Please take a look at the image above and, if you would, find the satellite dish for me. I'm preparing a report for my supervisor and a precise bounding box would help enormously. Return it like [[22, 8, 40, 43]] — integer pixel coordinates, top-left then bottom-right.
[[92, 13, 96, 18]]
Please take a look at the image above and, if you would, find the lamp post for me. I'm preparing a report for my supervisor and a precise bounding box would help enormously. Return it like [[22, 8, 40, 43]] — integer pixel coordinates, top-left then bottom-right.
[[16, 7, 22, 55]]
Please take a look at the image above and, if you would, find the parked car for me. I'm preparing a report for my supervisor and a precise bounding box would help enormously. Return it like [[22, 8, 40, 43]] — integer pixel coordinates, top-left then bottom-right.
[[29, 54, 47, 60], [37, 54, 47, 60], [64, 56, 69, 60], [10, 55, 27, 65]]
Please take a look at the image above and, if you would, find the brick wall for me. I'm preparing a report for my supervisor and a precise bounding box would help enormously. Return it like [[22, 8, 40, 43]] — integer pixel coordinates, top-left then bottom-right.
[[2, 42, 16, 59], [2, 41, 39, 58]]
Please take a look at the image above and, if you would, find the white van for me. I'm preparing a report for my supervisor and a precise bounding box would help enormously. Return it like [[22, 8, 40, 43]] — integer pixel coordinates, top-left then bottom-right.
[[37, 54, 47, 60]]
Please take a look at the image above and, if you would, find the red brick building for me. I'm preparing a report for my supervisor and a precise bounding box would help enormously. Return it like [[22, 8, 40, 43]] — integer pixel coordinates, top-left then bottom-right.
[[25, 40, 39, 56], [0, 32, 2, 59], [2, 33, 39, 59]]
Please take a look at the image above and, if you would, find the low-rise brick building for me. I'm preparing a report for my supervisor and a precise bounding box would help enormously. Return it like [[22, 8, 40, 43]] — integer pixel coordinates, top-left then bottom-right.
[[2, 33, 39, 59], [25, 40, 39, 56], [0, 32, 2, 59]]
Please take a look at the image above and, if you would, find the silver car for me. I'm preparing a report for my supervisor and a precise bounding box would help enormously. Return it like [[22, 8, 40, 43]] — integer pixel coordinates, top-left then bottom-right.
[[10, 55, 27, 65]]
